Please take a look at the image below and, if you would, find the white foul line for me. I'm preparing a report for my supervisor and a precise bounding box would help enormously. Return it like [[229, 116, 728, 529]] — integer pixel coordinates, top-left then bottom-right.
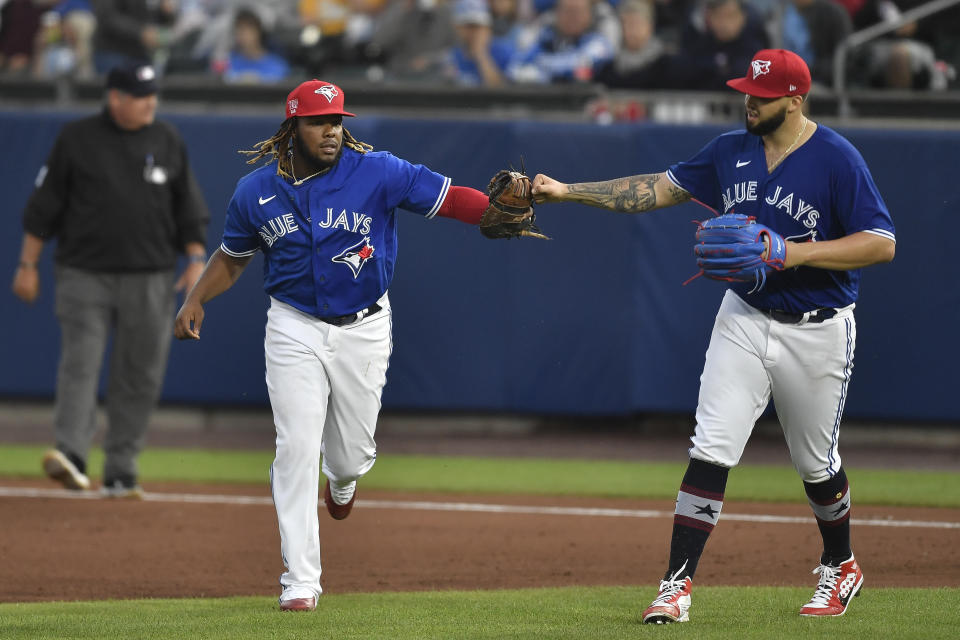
[[1, 486, 958, 530], [359, 499, 960, 529]]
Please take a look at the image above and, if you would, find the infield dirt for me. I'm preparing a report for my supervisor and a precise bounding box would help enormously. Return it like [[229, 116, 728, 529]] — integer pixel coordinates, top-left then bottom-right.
[[2, 412, 957, 602], [1, 479, 958, 602]]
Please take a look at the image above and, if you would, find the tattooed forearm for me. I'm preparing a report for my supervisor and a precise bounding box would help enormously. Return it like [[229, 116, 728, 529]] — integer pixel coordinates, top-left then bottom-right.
[[566, 174, 662, 213], [667, 182, 692, 205]]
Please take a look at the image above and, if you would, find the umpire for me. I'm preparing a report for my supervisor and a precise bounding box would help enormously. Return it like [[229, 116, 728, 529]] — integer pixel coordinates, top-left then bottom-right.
[[11, 62, 210, 498]]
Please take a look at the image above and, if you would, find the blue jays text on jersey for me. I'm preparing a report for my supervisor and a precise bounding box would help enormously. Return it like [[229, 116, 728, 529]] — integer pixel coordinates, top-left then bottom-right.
[[220, 148, 451, 317], [666, 124, 896, 313]]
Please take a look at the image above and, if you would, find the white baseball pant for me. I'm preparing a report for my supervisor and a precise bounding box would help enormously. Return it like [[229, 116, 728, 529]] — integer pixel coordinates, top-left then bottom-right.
[[689, 290, 857, 482], [265, 293, 392, 598]]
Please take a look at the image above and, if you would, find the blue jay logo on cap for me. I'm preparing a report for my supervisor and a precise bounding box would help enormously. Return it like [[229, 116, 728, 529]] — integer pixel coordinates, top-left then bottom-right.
[[314, 85, 339, 103], [751, 59, 771, 79]]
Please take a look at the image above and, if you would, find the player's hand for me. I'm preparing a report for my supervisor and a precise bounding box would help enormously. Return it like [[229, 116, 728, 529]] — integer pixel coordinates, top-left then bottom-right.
[[11, 264, 39, 304], [174, 300, 204, 340], [175, 261, 204, 295], [531, 174, 568, 204]]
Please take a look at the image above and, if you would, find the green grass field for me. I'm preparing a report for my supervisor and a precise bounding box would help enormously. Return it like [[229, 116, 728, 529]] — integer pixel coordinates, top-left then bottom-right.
[[2, 444, 958, 639], [1, 586, 958, 640], [1, 444, 959, 507]]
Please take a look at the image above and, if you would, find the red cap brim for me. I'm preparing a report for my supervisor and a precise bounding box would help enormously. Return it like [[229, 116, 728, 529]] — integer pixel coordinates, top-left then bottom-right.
[[286, 109, 356, 119], [726, 77, 787, 98]]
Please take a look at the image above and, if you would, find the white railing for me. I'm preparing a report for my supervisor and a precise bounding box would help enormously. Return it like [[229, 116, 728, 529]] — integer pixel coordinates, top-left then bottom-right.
[[832, 0, 960, 117]]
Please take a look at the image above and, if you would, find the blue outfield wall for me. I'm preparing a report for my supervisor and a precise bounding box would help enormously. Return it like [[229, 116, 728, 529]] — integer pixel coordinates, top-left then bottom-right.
[[1, 109, 956, 421]]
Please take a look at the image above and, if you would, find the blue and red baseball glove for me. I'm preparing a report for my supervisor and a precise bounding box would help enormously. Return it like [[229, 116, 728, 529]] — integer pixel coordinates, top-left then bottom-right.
[[694, 213, 787, 292]]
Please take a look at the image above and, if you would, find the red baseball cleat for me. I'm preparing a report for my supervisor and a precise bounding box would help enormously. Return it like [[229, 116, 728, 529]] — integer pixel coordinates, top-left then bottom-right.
[[800, 554, 864, 617], [279, 596, 316, 612], [642, 564, 692, 624], [323, 479, 356, 520]]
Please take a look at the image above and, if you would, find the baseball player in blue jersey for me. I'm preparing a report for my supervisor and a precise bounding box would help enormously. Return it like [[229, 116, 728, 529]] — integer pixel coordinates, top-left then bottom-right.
[[532, 49, 895, 623], [173, 80, 514, 612]]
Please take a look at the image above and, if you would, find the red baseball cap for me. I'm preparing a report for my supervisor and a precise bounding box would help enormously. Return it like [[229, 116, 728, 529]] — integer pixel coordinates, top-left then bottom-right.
[[285, 80, 356, 119], [726, 49, 811, 98]]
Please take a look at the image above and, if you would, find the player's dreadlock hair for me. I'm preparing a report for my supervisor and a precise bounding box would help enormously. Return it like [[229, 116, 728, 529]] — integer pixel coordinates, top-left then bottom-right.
[[239, 118, 373, 181]]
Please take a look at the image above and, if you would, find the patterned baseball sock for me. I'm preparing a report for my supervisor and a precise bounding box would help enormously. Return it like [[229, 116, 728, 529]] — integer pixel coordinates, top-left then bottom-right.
[[665, 458, 729, 580], [804, 467, 852, 566]]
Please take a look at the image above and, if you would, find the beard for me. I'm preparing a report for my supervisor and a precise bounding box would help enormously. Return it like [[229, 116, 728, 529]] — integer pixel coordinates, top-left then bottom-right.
[[295, 134, 342, 170], [745, 105, 788, 136]]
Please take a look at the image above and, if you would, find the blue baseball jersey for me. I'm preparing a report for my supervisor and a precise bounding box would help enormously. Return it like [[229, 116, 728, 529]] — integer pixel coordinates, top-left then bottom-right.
[[220, 148, 451, 317], [667, 124, 895, 312]]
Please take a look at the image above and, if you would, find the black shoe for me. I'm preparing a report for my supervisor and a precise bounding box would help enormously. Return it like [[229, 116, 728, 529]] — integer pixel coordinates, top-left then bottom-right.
[[42, 449, 90, 490], [101, 475, 144, 499]]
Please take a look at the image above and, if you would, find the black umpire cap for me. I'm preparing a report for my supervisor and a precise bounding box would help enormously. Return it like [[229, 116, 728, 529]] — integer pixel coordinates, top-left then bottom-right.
[[106, 61, 159, 97]]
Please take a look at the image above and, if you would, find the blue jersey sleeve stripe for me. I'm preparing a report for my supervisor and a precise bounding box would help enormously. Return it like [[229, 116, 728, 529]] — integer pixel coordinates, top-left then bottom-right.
[[864, 228, 896, 242], [425, 176, 452, 219], [665, 169, 684, 190], [220, 242, 259, 257]]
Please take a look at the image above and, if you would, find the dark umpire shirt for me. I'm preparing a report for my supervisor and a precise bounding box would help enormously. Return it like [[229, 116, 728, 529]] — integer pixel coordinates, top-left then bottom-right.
[[22, 108, 209, 272]]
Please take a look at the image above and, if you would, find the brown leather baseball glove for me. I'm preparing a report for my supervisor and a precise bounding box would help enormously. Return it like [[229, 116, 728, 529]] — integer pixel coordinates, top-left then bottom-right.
[[479, 170, 549, 240]]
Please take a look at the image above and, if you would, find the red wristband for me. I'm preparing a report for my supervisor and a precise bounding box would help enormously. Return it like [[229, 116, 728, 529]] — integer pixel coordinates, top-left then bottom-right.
[[436, 185, 488, 225]]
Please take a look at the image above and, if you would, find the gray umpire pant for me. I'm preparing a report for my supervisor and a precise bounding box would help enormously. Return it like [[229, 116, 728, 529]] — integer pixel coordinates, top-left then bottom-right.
[[53, 265, 175, 482]]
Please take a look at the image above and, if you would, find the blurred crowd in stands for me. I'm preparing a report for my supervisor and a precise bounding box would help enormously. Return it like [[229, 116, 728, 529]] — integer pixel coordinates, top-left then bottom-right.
[[0, 0, 956, 92]]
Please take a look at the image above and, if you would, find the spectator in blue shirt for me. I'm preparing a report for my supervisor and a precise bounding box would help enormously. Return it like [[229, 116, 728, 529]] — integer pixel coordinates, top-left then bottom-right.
[[509, 0, 616, 83], [445, 0, 516, 85], [490, 0, 529, 48], [222, 7, 290, 84]]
